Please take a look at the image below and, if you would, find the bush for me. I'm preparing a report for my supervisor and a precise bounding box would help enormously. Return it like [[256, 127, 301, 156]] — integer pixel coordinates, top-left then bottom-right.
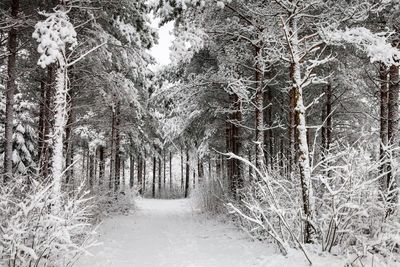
[[192, 178, 227, 215], [0, 176, 96, 267], [224, 143, 400, 266], [91, 185, 136, 218]]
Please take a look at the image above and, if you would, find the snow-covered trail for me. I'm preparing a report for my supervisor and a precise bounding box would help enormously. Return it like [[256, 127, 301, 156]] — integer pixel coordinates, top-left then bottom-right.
[[76, 198, 273, 267], [76, 198, 343, 267]]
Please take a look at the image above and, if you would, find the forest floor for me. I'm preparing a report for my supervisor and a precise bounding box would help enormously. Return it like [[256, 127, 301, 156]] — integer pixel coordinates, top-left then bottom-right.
[[76, 198, 346, 267]]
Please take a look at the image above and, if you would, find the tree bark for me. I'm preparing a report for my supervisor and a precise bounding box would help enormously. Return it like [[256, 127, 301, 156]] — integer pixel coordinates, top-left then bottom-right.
[[163, 149, 166, 192], [143, 151, 146, 194], [184, 149, 190, 198], [50, 65, 69, 212], [130, 152, 135, 189], [122, 159, 125, 191], [3, 0, 20, 180], [181, 147, 184, 190], [169, 151, 172, 190], [137, 155, 143, 195], [64, 88, 74, 185], [99, 146, 105, 186], [89, 153, 94, 188], [264, 87, 274, 170], [152, 155, 156, 198], [387, 59, 399, 207], [289, 16, 314, 243], [254, 45, 264, 169], [288, 72, 296, 175], [158, 153, 162, 198], [114, 101, 121, 193]]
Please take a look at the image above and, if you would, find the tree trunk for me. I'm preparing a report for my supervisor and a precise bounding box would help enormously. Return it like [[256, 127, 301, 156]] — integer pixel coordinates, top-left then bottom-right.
[[254, 45, 264, 169], [130, 153, 135, 189], [387, 60, 399, 207], [152, 155, 156, 198], [110, 108, 116, 190], [158, 154, 162, 198], [137, 155, 143, 195], [169, 151, 172, 190], [3, 0, 20, 180], [184, 149, 190, 198], [163, 149, 166, 192], [99, 146, 105, 186], [198, 157, 204, 185], [114, 101, 121, 193], [121, 159, 125, 191], [193, 168, 196, 189], [89, 153, 94, 188], [64, 89, 74, 184], [39, 65, 55, 179], [264, 87, 274, 170], [288, 16, 314, 243], [181, 147, 184, 190], [208, 157, 212, 181], [143, 151, 147, 194], [288, 75, 296, 175], [50, 65, 69, 212]]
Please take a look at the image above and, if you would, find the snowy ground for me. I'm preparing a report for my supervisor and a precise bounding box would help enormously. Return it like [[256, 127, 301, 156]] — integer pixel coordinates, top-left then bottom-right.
[[76, 198, 346, 267]]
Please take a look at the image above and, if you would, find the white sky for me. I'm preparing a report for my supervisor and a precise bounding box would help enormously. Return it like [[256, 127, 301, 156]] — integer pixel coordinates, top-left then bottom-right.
[[149, 15, 174, 69]]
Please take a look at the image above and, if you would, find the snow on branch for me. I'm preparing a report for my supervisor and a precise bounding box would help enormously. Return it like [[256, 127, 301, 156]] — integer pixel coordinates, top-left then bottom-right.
[[32, 10, 77, 68], [323, 27, 400, 66]]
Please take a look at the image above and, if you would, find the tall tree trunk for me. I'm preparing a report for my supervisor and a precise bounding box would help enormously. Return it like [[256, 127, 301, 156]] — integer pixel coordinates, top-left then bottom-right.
[[254, 45, 264, 169], [114, 101, 121, 193], [137, 155, 143, 195], [38, 78, 46, 165], [64, 88, 74, 184], [387, 59, 399, 207], [121, 159, 125, 191], [89, 153, 94, 188], [288, 75, 296, 175], [158, 154, 162, 198], [184, 149, 190, 198], [143, 151, 146, 194], [3, 0, 19, 180], [288, 16, 314, 243], [181, 147, 184, 190], [248, 150, 252, 178], [198, 157, 204, 185], [110, 108, 116, 190], [193, 168, 196, 189], [152, 155, 156, 198], [130, 153, 135, 189], [50, 65, 69, 211], [99, 146, 105, 186], [169, 151, 172, 190], [163, 149, 166, 192], [321, 83, 333, 178], [264, 87, 274, 170], [39, 65, 56, 179], [208, 157, 212, 181], [227, 94, 242, 198]]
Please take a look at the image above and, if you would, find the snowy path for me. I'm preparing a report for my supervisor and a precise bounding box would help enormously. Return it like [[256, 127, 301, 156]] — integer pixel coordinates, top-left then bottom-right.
[[76, 198, 342, 267]]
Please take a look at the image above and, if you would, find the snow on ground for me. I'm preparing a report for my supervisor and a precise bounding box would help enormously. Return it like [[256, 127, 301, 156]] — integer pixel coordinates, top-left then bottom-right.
[[76, 198, 345, 267]]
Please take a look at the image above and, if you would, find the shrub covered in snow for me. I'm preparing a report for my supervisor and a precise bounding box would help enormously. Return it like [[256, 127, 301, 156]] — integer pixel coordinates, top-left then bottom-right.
[[91, 186, 136, 218], [222, 142, 400, 266], [192, 177, 227, 215], [0, 176, 96, 267]]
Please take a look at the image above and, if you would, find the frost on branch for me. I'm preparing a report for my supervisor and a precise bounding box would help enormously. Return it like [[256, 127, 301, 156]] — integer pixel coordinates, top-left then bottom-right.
[[170, 24, 206, 64], [323, 27, 400, 66], [113, 16, 142, 45], [32, 10, 77, 68]]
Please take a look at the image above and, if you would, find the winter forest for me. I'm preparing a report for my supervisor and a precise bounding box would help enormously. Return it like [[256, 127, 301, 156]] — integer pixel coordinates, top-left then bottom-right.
[[1, 0, 400, 266]]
